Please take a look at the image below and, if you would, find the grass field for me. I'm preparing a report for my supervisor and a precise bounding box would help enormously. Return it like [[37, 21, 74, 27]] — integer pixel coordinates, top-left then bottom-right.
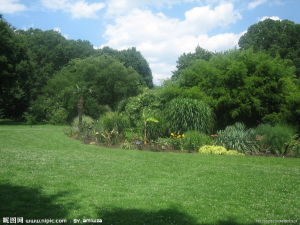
[[0, 124, 299, 225]]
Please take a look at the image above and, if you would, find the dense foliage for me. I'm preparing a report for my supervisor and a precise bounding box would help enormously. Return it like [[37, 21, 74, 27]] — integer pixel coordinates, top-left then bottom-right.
[[99, 47, 153, 88], [173, 46, 214, 78], [0, 16, 33, 118], [216, 122, 257, 154], [239, 19, 300, 78], [30, 55, 144, 122], [1, 15, 300, 156], [0, 16, 152, 120], [255, 124, 296, 156], [164, 98, 214, 133], [175, 49, 299, 128]]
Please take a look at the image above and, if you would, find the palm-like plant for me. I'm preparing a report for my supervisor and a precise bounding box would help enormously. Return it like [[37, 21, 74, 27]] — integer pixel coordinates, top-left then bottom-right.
[[74, 84, 93, 132]]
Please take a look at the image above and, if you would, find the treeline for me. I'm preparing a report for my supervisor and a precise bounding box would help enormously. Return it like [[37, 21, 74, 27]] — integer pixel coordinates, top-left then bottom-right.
[[171, 18, 300, 130], [0, 15, 153, 121], [1, 15, 300, 134]]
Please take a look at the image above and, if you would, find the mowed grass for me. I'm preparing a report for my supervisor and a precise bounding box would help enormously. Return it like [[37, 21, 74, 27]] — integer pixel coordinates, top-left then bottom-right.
[[0, 124, 299, 225]]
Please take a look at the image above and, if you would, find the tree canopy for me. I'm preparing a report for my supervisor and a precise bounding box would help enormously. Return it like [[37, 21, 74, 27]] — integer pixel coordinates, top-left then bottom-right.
[[30, 55, 144, 122], [239, 19, 300, 77], [98, 47, 153, 88], [0, 16, 153, 120], [177, 49, 299, 128], [0, 16, 33, 118], [172, 46, 214, 78]]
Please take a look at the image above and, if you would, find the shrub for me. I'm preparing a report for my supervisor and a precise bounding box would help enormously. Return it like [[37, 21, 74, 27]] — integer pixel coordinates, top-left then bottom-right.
[[181, 131, 212, 152], [99, 112, 129, 134], [199, 145, 227, 155], [63, 127, 79, 138], [156, 137, 183, 151], [164, 97, 214, 133], [286, 135, 300, 157], [143, 111, 168, 141], [256, 124, 295, 155], [216, 122, 257, 154], [93, 112, 129, 145], [199, 145, 245, 156], [121, 140, 135, 150], [49, 107, 68, 124], [23, 112, 37, 125], [71, 115, 94, 143], [72, 115, 94, 129], [225, 150, 245, 156]]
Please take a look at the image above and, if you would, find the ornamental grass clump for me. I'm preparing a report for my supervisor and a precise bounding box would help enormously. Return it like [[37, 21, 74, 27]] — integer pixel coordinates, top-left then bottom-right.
[[216, 122, 257, 154], [255, 123, 296, 156], [164, 97, 214, 134]]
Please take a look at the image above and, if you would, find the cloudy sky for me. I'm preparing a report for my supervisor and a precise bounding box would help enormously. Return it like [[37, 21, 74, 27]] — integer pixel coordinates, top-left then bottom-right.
[[1, 0, 300, 84]]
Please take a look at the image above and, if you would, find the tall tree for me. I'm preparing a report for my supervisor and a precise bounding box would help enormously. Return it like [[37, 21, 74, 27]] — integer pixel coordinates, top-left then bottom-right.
[[239, 19, 300, 77], [177, 49, 299, 128], [172, 46, 214, 78], [0, 15, 33, 119], [99, 47, 153, 88], [30, 55, 145, 122], [17, 28, 96, 99]]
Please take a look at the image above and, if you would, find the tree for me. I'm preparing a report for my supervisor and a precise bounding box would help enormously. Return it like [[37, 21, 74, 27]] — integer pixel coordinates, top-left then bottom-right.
[[17, 28, 95, 99], [99, 47, 153, 88], [30, 55, 145, 123], [0, 15, 33, 119], [239, 19, 300, 78], [177, 49, 299, 128], [172, 46, 214, 78]]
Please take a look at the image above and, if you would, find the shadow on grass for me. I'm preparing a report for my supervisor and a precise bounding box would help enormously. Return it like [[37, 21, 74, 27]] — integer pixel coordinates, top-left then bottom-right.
[[98, 207, 260, 225], [0, 183, 70, 219], [0, 119, 26, 125]]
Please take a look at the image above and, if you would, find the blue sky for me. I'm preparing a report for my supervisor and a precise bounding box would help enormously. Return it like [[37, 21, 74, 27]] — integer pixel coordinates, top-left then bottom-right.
[[1, 0, 299, 84]]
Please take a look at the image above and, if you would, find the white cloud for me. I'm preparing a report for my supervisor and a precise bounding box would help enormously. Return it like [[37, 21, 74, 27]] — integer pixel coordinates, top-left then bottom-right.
[[41, 0, 105, 19], [105, 0, 238, 16], [106, 0, 184, 16], [247, 0, 267, 10], [103, 3, 242, 84], [53, 27, 69, 38], [0, 0, 27, 13], [53, 27, 61, 32], [259, 16, 281, 21]]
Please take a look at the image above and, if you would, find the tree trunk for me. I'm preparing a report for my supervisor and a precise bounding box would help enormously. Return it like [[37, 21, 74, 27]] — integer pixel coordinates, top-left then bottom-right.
[[77, 95, 84, 132]]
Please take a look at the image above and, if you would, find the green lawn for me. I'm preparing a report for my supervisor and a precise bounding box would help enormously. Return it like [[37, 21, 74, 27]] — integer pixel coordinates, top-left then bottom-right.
[[0, 124, 299, 225]]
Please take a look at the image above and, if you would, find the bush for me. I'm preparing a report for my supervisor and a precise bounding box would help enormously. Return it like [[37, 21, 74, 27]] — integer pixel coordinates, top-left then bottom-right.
[[63, 127, 79, 138], [121, 140, 135, 150], [181, 131, 212, 152], [156, 137, 183, 151], [216, 122, 257, 154], [286, 135, 300, 157], [123, 129, 143, 143], [199, 145, 227, 155], [93, 112, 129, 145], [199, 145, 245, 156], [256, 124, 295, 155], [72, 115, 94, 129], [23, 112, 37, 125], [99, 112, 129, 134], [156, 132, 212, 152], [49, 107, 68, 124], [143, 111, 168, 141], [164, 97, 214, 133]]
